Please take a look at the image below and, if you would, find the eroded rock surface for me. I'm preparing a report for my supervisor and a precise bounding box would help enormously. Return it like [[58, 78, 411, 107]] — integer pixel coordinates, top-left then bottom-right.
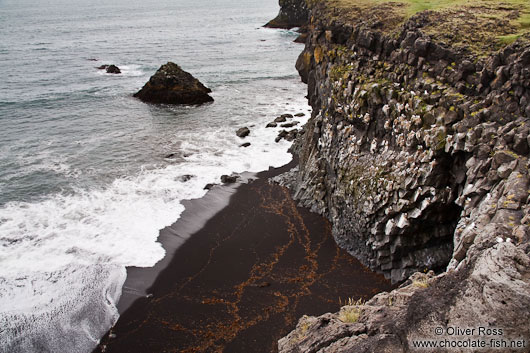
[[276, 0, 530, 351], [134, 62, 213, 105], [265, 0, 309, 29]]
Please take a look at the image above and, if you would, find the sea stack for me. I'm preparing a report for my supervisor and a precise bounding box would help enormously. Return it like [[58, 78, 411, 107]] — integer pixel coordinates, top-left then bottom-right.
[[134, 62, 213, 105]]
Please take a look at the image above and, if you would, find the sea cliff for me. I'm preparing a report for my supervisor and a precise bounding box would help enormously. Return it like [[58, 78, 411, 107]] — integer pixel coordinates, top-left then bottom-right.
[[271, 0, 530, 351]]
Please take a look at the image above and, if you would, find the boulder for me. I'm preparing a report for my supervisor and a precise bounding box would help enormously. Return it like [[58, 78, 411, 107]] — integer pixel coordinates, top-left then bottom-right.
[[106, 65, 121, 74], [178, 175, 194, 182], [221, 175, 238, 184], [281, 122, 299, 128], [236, 127, 250, 138], [134, 62, 213, 105]]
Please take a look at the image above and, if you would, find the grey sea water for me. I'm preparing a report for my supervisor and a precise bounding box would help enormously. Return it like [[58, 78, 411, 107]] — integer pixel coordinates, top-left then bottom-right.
[[0, 0, 309, 351]]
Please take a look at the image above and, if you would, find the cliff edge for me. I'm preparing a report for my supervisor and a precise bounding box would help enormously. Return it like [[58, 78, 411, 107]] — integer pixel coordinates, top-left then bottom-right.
[[275, 0, 530, 351]]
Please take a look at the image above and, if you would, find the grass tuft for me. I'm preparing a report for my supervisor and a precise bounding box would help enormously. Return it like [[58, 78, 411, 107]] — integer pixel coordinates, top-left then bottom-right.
[[338, 298, 365, 323]]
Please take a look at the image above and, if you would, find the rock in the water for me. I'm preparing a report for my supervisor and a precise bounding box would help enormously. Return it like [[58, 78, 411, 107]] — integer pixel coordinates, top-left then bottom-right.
[[179, 175, 194, 182], [240, 142, 251, 148], [275, 129, 299, 143], [281, 122, 299, 128], [98, 65, 109, 70], [134, 62, 213, 105], [236, 127, 250, 138], [204, 183, 215, 190], [266, 122, 278, 128], [220, 175, 238, 184], [274, 116, 287, 123], [106, 65, 121, 74], [294, 112, 305, 117]]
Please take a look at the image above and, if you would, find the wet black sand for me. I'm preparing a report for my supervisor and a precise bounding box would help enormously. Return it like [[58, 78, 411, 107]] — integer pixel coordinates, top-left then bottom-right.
[[95, 161, 393, 353]]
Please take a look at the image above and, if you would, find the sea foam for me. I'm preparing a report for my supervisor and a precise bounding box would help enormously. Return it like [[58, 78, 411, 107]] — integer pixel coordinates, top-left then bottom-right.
[[0, 104, 310, 352]]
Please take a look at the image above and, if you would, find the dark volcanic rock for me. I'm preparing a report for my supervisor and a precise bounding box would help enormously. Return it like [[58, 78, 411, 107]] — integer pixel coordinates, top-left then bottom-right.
[[264, 0, 309, 29], [275, 129, 298, 143], [179, 175, 194, 182], [281, 122, 299, 128], [274, 116, 287, 123], [274, 0, 530, 351], [220, 175, 238, 184], [236, 127, 250, 138], [266, 122, 278, 128], [134, 62, 213, 105], [106, 65, 121, 74], [239, 142, 251, 148]]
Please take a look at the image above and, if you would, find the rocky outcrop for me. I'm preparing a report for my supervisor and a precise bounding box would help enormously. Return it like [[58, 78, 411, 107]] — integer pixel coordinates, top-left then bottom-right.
[[97, 64, 121, 74], [275, 0, 530, 351], [106, 65, 121, 74], [134, 62, 213, 105], [265, 0, 309, 29]]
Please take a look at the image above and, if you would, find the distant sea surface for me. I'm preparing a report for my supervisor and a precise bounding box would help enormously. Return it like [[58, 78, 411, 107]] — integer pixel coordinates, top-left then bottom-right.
[[0, 0, 309, 351]]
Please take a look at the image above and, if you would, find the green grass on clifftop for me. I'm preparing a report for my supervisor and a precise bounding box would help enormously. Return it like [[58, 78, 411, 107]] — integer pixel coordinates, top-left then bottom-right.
[[318, 0, 530, 55]]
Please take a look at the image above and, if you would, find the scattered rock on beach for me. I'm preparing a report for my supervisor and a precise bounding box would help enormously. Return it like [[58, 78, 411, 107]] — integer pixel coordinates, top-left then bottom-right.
[[236, 127, 250, 138], [134, 62, 213, 105], [281, 121, 299, 128], [221, 175, 238, 184], [275, 129, 299, 143]]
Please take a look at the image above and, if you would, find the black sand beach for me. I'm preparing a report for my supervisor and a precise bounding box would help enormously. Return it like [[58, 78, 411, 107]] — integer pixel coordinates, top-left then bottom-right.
[[95, 161, 393, 353]]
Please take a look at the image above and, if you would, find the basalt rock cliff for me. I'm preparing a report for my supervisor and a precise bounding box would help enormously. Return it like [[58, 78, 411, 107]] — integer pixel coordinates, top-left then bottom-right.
[[265, 0, 309, 29], [274, 0, 530, 351]]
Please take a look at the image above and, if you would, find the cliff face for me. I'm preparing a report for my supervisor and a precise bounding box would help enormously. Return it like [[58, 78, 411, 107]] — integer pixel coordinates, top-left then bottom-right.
[[265, 0, 309, 29], [277, 0, 530, 351]]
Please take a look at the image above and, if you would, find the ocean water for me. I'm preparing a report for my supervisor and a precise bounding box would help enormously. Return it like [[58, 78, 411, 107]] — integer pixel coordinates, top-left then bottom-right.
[[0, 0, 309, 352]]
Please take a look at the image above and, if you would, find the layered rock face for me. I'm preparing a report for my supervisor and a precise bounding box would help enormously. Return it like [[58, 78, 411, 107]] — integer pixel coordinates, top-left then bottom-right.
[[277, 0, 530, 351], [265, 0, 309, 29], [134, 62, 213, 105]]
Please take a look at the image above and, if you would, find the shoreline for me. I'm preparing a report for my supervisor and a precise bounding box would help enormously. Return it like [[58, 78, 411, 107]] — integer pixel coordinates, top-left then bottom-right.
[[117, 174, 243, 313], [95, 158, 394, 353], [117, 158, 302, 314]]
